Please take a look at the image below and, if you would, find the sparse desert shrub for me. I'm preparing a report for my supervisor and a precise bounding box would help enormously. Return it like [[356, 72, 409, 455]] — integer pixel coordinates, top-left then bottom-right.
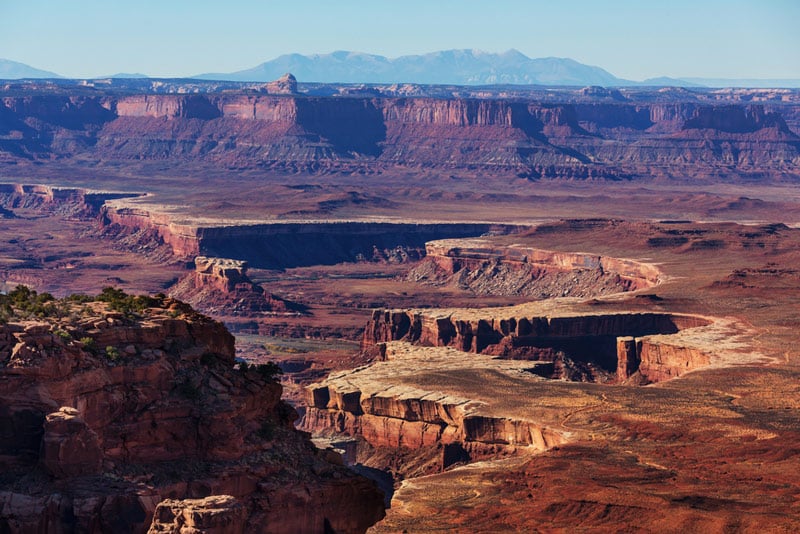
[[65, 293, 94, 304], [236, 361, 282, 382], [105, 345, 120, 361], [53, 329, 71, 340], [2, 285, 59, 319], [96, 287, 159, 317]]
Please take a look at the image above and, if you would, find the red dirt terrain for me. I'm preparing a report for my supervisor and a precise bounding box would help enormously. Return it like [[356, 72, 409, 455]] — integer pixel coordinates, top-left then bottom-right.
[[2, 79, 800, 532]]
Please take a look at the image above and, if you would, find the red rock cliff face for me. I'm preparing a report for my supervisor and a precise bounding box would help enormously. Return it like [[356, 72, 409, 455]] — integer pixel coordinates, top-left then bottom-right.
[[361, 309, 712, 383], [100, 204, 201, 257], [0, 299, 384, 533], [2, 93, 797, 178], [115, 94, 222, 120]]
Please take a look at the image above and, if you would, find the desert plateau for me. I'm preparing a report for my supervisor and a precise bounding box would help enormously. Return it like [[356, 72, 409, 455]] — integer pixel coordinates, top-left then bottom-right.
[[2, 41, 800, 533]]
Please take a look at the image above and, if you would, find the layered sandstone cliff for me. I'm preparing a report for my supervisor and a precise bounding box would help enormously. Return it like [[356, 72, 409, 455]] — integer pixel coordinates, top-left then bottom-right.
[[0, 290, 384, 533], [303, 341, 568, 461], [2, 88, 798, 178], [99, 203, 201, 258]]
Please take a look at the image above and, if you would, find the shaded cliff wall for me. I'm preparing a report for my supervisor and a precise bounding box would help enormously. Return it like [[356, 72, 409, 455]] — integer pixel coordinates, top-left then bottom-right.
[[101, 204, 521, 268], [363, 310, 706, 351], [196, 222, 518, 268]]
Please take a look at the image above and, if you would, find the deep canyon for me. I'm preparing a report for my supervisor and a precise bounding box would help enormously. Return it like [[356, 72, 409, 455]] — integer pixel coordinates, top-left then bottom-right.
[[2, 77, 800, 532]]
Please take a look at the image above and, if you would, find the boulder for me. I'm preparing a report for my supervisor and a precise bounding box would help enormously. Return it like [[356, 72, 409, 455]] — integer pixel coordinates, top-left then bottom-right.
[[148, 495, 245, 534], [40, 407, 103, 478]]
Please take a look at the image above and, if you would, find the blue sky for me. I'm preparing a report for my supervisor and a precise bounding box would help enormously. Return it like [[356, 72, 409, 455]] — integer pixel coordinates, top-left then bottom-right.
[[1, 0, 797, 79]]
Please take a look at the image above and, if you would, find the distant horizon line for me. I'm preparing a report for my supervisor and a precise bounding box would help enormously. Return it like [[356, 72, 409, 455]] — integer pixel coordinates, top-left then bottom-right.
[[2, 50, 800, 87]]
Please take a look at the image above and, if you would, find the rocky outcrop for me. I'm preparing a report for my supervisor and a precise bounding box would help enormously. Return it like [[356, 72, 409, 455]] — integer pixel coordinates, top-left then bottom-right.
[[193, 256, 249, 292], [409, 238, 661, 297], [40, 406, 103, 478], [265, 73, 298, 95], [147, 495, 246, 534], [168, 256, 307, 316], [2, 88, 798, 179], [634, 337, 713, 383], [0, 293, 384, 533]]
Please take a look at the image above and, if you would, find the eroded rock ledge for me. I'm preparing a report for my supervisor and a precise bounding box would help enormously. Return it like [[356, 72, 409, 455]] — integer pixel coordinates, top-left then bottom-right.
[[304, 342, 568, 457], [0, 183, 138, 217], [409, 238, 662, 297]]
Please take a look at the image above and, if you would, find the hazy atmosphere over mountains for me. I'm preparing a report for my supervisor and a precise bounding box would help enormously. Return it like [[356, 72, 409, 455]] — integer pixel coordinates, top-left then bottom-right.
[[3, 50, 800, 88], [194, 49, 626, 86], [0, 58, 61, 79]]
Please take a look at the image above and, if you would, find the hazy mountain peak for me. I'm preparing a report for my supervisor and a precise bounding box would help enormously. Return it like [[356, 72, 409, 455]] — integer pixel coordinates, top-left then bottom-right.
[[0, 58, 62, 79], [193, 50, 627, 86], [102, 73, 149, 79], [500, 48, 529, 59]]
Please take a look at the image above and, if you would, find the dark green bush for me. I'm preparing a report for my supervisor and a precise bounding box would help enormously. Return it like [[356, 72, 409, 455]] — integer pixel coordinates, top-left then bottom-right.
[[237, 361, 282, 383], [105, 345, 120, 361], [53, 329, 71, 340], [257, 420, 276, 440], [1, 285, 58, 319], [177, 379, 200, 400], [255, 362, 283, 382]]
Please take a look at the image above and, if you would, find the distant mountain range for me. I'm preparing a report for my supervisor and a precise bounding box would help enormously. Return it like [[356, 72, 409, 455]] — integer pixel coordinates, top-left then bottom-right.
[[195, 49, 625, 86], [3, 51, 800, 88], [0, 58, 61, 79]]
